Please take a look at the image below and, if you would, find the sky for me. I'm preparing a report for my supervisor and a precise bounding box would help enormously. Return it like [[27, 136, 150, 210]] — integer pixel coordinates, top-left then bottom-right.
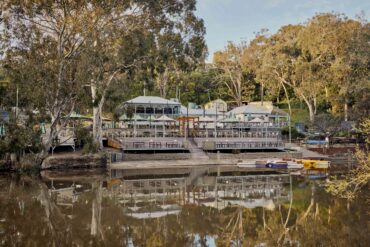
[[196, 0, 370, 62]]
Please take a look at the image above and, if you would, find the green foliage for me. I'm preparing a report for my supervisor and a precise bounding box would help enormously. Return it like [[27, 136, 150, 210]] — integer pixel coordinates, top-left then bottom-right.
[[74, 125, 99, 154], [82, 141, 99, 155], [0, 122, 43, 155], [281, 126, 305, 139], [326, 118, 370, 200], [214, 13, 370, 122]]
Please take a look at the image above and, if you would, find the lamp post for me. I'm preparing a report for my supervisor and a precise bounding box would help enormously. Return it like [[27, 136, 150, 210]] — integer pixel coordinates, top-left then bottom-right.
[[214, 104, 218, 138]]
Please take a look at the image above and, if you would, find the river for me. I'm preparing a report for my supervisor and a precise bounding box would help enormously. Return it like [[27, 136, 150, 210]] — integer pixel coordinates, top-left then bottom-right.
[[0, 166, 369, 246]]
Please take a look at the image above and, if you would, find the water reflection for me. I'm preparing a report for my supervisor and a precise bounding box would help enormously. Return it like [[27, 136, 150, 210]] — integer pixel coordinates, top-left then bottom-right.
[[0, 168, 369, 246]]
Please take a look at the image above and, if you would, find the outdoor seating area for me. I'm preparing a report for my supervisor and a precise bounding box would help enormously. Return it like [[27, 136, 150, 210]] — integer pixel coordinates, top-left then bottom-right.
[[119, 138, 187, 151]]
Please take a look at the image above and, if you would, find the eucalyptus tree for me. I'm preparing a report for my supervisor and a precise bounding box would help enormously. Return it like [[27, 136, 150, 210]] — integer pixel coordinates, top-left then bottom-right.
[[297, 13, 369, 122], [327, 17, 370, 121], [257, 25, 304, 119], [0, 0, 110, 154], [152, 18, 207, 98], [241, 31, 281, 105], [77, 0, 206, 149], [1, 0, 207, 151], [213, 41, 255, 106]]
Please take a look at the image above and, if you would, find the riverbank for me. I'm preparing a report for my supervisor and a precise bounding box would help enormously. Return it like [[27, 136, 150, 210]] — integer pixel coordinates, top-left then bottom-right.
[[41, 152, 107, 169], [0, 160, 11, 171], [0, 144, 355, 171]]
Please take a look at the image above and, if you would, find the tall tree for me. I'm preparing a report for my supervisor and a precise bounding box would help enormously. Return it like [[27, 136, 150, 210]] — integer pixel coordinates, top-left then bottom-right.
[[153, 19, 207, 98], [1, 0, 207, 151], [258, 25, 304, 119], [1, 0, 104, 154], [79, 0, 206, 149], [213, 42, 254, 106]]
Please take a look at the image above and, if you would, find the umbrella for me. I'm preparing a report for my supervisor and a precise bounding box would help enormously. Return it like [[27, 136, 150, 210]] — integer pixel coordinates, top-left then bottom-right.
[[131, 114, 145, 121], [156, 115, 176, 122], [119, 114, 128, 121], [147, 115, 157, 121]]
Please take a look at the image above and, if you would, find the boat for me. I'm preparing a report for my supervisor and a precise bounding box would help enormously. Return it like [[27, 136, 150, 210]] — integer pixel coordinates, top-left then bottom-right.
[[237, 159, 303, 169], [265, 161, 288, 169], [287, 162, 304, 169], [236, 161, 256, 168], [298, 159, 330, 169]]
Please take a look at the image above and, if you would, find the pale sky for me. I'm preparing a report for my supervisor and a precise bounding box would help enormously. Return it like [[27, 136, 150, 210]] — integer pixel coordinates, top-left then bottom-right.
[[196, 0, 370, 62]]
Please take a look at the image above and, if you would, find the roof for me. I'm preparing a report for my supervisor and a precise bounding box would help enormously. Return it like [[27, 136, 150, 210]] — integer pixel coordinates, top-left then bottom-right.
[[125, 96, 181, 105], [229, 101, 288, 116], [180, 106, 217, 116], [248, 117, 267, 123]]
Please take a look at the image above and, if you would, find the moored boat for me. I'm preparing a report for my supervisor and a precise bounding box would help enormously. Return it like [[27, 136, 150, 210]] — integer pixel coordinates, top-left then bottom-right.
[[237, 159, 303, 169], [298, 159, 330, 169]]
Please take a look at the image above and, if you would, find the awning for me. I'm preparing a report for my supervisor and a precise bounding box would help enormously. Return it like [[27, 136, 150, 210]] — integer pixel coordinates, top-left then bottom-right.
[[146, 115, 157, 121]]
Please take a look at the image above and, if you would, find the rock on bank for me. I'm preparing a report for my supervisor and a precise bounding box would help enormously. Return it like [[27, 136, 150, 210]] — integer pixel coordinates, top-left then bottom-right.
[[41, 153, 106, 170]]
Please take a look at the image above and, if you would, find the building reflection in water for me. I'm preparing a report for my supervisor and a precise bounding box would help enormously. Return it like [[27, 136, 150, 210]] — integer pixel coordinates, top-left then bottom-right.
[[1, 169, 367, 246], [46, 169, 292, 219]]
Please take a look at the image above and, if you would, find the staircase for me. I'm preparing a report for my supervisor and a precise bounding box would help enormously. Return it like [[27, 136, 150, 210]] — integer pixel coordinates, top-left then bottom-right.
[[188, 138, 209, 160]]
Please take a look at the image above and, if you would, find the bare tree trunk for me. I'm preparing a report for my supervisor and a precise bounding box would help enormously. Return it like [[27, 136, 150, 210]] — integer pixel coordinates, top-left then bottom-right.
[[157, 69, 169, 98], [277, 83, 281, 103], [91, 181, 104, 240], [344, 97, 349, 121], [281, 83, 292, 117], [307, 103, 315, 122], [260, 82, 264, 106], [39, 183, 67, 245], [91, 84, 103, 150], [91, 70, 120, 150], [301, 94, 315, 122]]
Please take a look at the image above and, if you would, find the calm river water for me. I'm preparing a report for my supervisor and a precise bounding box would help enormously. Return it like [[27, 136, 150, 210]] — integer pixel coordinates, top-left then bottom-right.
[[0, 167, 369, 247]]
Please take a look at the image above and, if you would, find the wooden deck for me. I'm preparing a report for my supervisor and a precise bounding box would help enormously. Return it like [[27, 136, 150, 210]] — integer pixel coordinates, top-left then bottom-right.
[[107, 136, 285, 152]]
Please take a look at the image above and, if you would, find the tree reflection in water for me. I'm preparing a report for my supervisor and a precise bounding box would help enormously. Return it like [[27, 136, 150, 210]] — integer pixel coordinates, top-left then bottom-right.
[[0, 171, 369, 246]]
